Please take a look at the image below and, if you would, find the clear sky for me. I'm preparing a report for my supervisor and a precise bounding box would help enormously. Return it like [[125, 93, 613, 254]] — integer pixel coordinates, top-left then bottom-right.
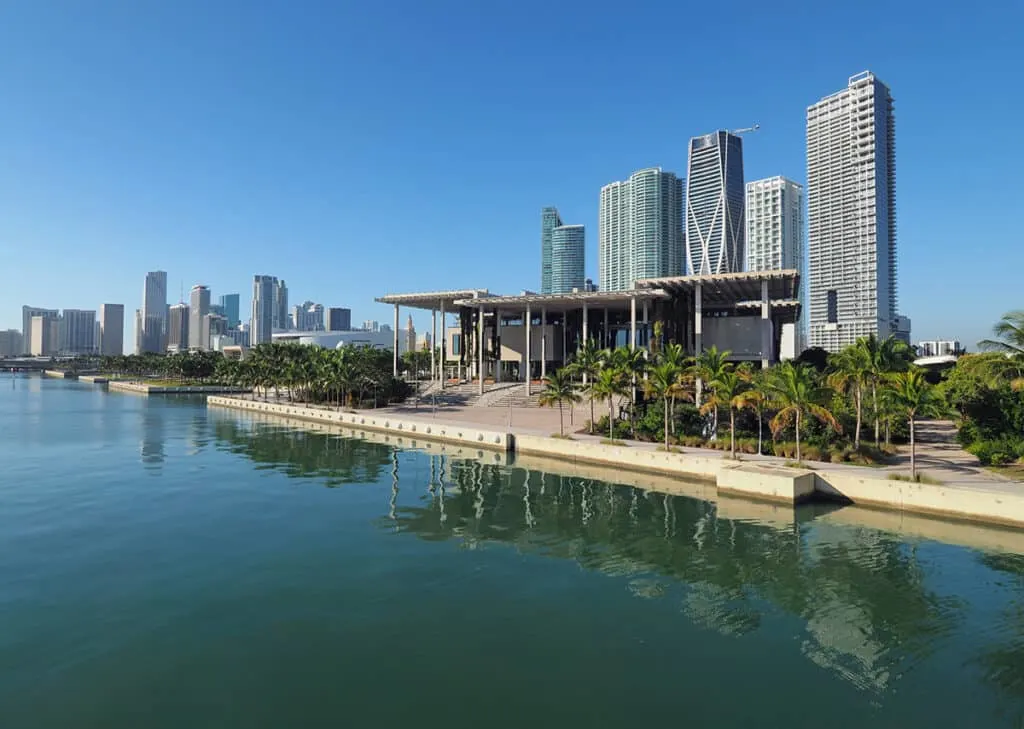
[[1, 0, 1021, 351]]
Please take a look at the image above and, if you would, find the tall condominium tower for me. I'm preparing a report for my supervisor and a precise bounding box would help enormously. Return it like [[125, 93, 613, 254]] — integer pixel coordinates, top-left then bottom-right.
[[273, 280, 289, 331], [168, 303, 190, 352], [599, 168, 684, 291], [807, 71, 897, 351], [140, 270, 168, 353], [291, 301, 324, 332], [251, 275, 277, 345], [540, 207, 563, 294], [99, 304, 124, 356], [326, 307, 352, 332], [188, 285, 211, 350], [746, 176, 805, 355], [686, 131, 745, 275], [550, 225, 586, 293], [61, 309, 97, 355], [21, 306, 58, 344], [218, 294, 240, 328]]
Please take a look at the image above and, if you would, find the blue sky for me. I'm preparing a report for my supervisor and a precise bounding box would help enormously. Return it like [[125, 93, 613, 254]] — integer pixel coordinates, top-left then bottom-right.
[[1, 0, 1021, 351]]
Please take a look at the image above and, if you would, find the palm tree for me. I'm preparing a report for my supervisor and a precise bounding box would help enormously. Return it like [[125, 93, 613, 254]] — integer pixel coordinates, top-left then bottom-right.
[[590, 367, 627, 441], [643, 361, 684, 450], [694, 346, 732, 437], [701, 367, 746, 458], [736, 368, 770, 455], [538, 368, 581, 437], [828, 343, 873, 447], [979, 310, 1024, 391], [569, 339, 604, 433], [858, 335, 913, 446], [885, 369, 945, 480], [765, 361, 841, 463], [604, 346, 646, 436]]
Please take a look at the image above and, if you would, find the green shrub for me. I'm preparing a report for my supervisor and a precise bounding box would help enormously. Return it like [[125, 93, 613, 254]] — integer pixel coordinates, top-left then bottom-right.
[[679, 435, 704, 448], [828, 446, 848, 463], [803, 445, 825, 462], [736, 438, 758, 454], [968, 438, 1024, 466], [772, 442, 797, 459]]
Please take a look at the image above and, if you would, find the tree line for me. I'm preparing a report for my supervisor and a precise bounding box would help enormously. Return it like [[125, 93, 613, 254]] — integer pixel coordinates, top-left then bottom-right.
[[539, 331, 942, 479]]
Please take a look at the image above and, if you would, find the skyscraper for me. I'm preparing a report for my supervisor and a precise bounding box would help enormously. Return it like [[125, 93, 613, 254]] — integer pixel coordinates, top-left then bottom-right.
[[807, 71, 897, 351], [141, 271, 168, 353], [60, 309, 97, 355], [326, 307, 352, 332], [188, 285, 211, 350], [746, 176, 805, 356], [251, 275, 277, 345], [99, 304, 124, 356], [550, 225, 586, 293], [686, 131, 746, 275], [0, 330, 22, 357], [540, 207, 563, 294], [291, 301, 324, 332], [30, 316, 56, 356], [273, 280, 289, 331], [599, 168, 683, 291], [406, 315, 417, 353], [168, 303, 190, 352], [218, 294, 240, 328], [21, 306, 58, 346]]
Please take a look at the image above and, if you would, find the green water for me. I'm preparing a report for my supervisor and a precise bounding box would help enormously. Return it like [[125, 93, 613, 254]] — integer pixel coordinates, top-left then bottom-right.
[[2, 377, 1023, 728]]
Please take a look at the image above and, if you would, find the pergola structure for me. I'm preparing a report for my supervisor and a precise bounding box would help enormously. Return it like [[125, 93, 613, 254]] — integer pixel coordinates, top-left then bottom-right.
[[374, 289, 489, 388], [376, 270, 801, 397]]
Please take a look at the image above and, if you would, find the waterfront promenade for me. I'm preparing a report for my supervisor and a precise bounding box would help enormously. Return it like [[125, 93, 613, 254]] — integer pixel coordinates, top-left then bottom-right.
[[208, 395, 1024, 528]]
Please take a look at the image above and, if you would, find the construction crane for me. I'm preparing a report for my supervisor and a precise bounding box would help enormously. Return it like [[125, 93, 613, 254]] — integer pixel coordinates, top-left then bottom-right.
[[731, 124, 760, 135]]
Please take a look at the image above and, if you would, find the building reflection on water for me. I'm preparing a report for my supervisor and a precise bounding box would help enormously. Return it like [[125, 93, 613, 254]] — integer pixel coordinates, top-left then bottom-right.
[[210, 414, 1024, 716]]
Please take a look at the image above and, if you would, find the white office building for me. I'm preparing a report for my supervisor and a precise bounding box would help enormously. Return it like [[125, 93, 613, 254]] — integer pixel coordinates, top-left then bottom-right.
[[807, 71, 898, 351], [189, 285, 211, 350], [599, 167, 684, 291], [291, 301, 325, 332], [746, 176, 805, 356]]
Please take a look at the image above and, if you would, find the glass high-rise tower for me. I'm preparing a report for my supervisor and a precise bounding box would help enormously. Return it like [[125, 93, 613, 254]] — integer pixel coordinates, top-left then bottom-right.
[[540, 207, 563, 294], [550, 225, 585, 294], [806, 71, 897, 351], [251, 275, 277, 345], [598, 168, 683, 291], [685, 131, 745, 275]]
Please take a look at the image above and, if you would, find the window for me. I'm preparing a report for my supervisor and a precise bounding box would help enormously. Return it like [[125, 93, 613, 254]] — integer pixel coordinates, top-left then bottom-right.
[[452, 334, 461, 356], [827, 290, 838, 324]]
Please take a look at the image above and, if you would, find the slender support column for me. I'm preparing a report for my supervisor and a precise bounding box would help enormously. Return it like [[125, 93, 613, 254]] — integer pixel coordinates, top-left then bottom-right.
[[431, 309, 437, 386], [642, 300, 649, 350], [761, 279, 771, 369], [525, 304, 532, 396], [478, 308, 485, 396], [629, 297, 637, 351], [561, 315, 567, 371], [604, 307, 609, 348], [581, 302, 589, 384], [440, 300, 446, 389], [540, 306, 547, 382], [494, 310, 502, 383], [694, 283, 703, 355], [393, 304, 400, 377]]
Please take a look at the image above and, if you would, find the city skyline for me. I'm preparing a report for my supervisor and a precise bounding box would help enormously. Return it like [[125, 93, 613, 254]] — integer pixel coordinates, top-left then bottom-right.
[[2, 3, 1020, 347]]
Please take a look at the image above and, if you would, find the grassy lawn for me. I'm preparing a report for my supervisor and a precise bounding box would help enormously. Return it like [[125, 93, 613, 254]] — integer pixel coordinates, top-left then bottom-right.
[[986, 464, 1024, 482]]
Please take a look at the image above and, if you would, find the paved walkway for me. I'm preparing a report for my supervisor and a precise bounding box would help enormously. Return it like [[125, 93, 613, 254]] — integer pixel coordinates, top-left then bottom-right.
[[375, 402, 1018, 493]]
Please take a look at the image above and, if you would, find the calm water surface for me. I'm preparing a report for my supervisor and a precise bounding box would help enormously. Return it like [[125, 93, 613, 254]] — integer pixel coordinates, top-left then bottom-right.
[[2, 376, 1023, 728]]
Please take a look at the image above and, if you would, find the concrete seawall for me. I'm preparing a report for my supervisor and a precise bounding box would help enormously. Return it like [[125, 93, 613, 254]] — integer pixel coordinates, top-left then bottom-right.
[[207, 397, 513, 452], [110, 382, 250, 395], [205, 397, 1024, 528], [44, 370, 76, 379]]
